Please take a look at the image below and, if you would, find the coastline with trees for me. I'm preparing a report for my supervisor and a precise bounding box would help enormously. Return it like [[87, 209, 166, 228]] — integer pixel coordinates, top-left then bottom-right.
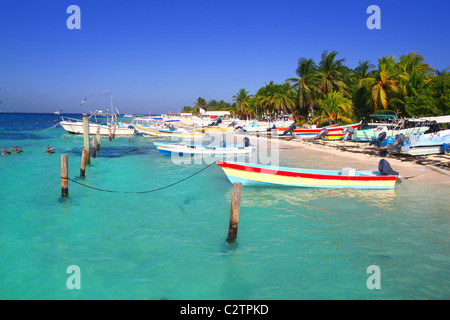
[[182, 50, 449, 126]]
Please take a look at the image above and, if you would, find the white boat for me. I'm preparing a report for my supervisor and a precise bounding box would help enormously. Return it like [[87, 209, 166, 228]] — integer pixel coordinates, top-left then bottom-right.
[[352, 119, 429, 142], [53, 109, 62, 115], [59, 115, 136, 135], [389, 131, 450, 156], [154, 141, 254, 156]]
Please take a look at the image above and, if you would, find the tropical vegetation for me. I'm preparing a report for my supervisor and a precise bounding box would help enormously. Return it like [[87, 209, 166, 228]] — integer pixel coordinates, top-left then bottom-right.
[[181, 50, 448, 125]]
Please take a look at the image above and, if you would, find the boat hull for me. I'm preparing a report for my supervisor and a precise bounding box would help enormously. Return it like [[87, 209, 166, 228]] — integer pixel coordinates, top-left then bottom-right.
[[352, 127, 429, 142], [60, 121, 135, 135], [293, 122, 360, 137], [321, 133, 345, 141], [217, 161, 398, 189]]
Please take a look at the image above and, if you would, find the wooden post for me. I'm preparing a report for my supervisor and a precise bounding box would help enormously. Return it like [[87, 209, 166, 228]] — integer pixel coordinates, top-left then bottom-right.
[[108, 127, 112, 141], [82, 115, 90, 164], [96, 127, 101, 151], [80, 149, 86, 177], [112, 119, 117, 139], [226, 182, 242, 243], [92, 135, 96, 158], [61, 154, 69, 196]]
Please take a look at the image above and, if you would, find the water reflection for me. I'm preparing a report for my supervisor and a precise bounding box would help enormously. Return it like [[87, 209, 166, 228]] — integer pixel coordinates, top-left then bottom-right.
[[239, 187, 398, 212]]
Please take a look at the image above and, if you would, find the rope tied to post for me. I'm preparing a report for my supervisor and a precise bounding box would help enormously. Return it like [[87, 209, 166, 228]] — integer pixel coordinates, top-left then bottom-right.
[[65, 161, 217, 194]]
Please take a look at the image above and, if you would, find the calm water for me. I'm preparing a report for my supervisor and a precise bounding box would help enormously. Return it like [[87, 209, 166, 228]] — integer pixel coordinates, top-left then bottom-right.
[[0, 113, 449, 300]]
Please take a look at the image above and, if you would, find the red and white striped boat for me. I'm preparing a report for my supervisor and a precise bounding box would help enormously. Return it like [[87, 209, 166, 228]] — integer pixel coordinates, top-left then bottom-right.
[[292, 122, 361, 137], [217, 161, 399, 189]]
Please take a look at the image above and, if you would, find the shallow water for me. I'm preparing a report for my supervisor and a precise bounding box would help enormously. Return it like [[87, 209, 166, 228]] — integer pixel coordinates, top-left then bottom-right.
[[0, 113, 449, 299]]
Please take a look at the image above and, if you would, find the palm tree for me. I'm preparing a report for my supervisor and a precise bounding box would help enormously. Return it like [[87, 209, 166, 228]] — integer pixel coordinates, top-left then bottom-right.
[[287, 58, 319, 118], [315, 91, 354, 125], [316, 50, 347, 95], [232, 89, 253, 115], [273, 81, 296, 115], [359, 55, 400, 113], [254, 81, 277, 116], [194, 97, 208, 112], [354, 60, 376, 80]]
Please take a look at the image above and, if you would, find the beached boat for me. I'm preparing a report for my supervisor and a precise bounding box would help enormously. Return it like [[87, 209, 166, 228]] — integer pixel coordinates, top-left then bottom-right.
[[388, 131, 450, 156], [59, 116, 136, 135], [217, 161, 399, 189], [352, 117, 432, 142], [321, 133, 345, 141], [292, 122, 361, 138], [154, 142, 254, 156]]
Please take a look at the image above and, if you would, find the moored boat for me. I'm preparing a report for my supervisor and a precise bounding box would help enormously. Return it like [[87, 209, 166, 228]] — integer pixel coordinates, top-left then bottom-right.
[[388, 132, 450, 156], [293, 122, 361, 138], [217, 161, 399, 189], [59, 116, 136, 135]]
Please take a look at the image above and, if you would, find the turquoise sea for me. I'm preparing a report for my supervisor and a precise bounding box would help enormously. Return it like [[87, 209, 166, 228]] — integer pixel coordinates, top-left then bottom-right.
[[0, 113, 449, 300]]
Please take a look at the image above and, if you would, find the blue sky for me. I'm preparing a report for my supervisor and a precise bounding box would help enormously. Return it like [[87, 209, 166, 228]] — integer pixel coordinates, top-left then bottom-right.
[[0, 0, 448, 114]]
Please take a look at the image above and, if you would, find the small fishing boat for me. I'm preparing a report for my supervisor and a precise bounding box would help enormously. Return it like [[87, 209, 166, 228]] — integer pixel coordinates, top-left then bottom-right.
[[154, 142, 254, 156], [352, 118, 430, 142], [321, 133, 345, 141], [217, 160, 399, 189], [293, 122, 361, 138], [388, 132, 450, 156], [60, 116, 136, 135]]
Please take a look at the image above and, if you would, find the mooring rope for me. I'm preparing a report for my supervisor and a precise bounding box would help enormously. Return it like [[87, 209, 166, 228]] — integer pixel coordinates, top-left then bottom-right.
[[32, 123, 60, 135], [403, 165, 450, 180], [66, 161, 217, 193]]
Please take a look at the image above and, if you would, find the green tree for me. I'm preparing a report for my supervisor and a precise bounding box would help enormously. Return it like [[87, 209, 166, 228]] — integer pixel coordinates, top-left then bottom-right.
[[315, 91, 353, 125], [287, 57, 319, 118], [359, 55, 400, 113], [182, 106, 192, 113], [316, 50, 347, 95], [403, 69, 449, 117], [195, 97, 208, 111], [232, 89, 253, 115], [273, 81, 296, 115]]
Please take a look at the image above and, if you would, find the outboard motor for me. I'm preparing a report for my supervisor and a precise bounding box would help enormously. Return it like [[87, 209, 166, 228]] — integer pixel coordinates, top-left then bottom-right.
[[282, 123, 297, 136], [369, 132, 387, 147], [267, 124, 276, 132], [315, 128, 329, 139], [343, 127, 355, 141], [378, 159, 401, 182], [243, 137, 250, 147], [389, 133, 406, 153], [228, 121, 237, 127]]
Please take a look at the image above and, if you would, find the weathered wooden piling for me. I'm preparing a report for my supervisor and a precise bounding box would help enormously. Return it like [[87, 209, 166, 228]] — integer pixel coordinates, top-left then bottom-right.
[[92, 135, 97, 158], [61, 154, 69, 196], [80, 149, 86, 177], [82, 115, 90, 164], [96, 127, 101, 150], [226, 182, 243, 243]]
